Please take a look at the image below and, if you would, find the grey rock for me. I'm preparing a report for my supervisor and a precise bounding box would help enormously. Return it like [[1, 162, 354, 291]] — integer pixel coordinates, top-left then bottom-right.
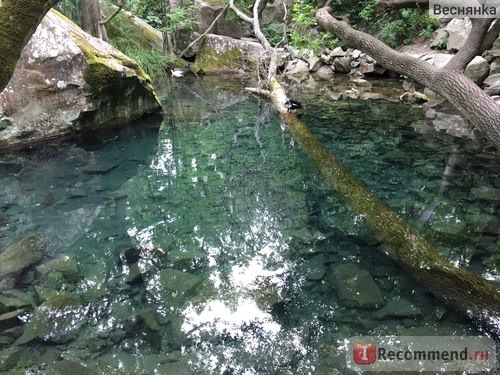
[[284, 59, 310, 80], [484, 72, 500, 95], [333, 57, 351, 73], [314, 65, 335, 80], [489, 57, 500, 75], [0, 234, 46, 279], [305, 55, 322, 72], [193, 0, 251, 39], [489, 37, 500, 58], [331, 264, 384, 309], [192, 34, 265, 74], [445, 18, 472, 51], [374, 299, 423, 320], [464, 56, 490, 85], [0, 10, 161, 150], [0, 347, 21, 373], [430, 28, 449, 49], [329, 46, 345, 57]]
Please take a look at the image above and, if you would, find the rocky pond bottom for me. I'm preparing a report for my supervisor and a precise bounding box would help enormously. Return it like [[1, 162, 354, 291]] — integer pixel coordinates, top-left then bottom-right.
[[0, 76, 498, 374]]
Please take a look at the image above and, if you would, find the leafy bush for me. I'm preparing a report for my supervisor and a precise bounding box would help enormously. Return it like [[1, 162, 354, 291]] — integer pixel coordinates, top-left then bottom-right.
[[289, 2, 339, 52], [262, 22, 287, 47]]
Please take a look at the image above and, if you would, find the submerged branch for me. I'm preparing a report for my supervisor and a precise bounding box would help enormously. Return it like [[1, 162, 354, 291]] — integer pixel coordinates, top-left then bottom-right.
[[251, 77, 500, 337]]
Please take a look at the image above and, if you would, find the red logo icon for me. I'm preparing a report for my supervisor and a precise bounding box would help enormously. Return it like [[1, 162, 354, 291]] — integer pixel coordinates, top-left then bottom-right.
[[353, 342, 377, 364]]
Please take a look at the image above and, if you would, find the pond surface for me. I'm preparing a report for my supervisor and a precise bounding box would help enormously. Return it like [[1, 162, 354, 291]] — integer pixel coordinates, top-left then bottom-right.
[[0, 76, 498, 374]]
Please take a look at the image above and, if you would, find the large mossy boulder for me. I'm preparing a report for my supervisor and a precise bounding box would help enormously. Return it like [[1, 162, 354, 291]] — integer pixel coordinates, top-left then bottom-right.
[[0, 10, 162, 151], [192, 34, 265, 74]]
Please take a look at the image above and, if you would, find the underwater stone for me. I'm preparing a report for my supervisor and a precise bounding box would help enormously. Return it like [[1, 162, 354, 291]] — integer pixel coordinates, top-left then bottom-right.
[[83, 161, 119, 175], [158, 268, 203, 297], [16, 292, 86, 345], [0, 347, 21, 372], [304, 253, 326, 281], [0, 234, 46, 279], [45, 360, 99, 375], [374, 299, 423, 320], [331, 264, 384, 309], [36, 255, 81, 282]]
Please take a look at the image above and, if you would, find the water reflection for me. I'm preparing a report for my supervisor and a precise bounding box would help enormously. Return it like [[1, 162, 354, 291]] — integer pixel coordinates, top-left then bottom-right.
[[1, 77, 498, 374]]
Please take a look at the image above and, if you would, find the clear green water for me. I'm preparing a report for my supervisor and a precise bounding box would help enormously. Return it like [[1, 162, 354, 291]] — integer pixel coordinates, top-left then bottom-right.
[[0, 76, 498, 374]]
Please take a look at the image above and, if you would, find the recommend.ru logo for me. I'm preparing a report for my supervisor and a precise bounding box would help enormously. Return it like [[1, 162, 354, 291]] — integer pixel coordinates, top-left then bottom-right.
[[347, 336, 496, 372]]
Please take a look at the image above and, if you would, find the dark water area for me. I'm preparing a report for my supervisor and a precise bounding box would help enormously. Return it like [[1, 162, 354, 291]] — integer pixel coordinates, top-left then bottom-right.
[[0, 75, 498, 374]]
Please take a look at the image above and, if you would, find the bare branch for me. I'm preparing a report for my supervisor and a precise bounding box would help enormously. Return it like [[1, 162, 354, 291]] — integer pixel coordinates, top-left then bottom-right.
[[228, 0, 253, 23], [178, 5, 229, 58], [101, 0, 124, 26]]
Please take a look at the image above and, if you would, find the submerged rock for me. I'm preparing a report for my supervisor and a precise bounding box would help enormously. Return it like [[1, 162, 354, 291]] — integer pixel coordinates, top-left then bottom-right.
[[0, 234, 46, 279], [15, 292, 86, 345], [331, 264, 384, 309], [374, 299, 423, 320], [45, 360, 100, 375], [0, 10, 162, 151]]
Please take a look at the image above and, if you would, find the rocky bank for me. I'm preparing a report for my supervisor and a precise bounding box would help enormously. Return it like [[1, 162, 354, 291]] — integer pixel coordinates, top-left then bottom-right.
[[0, 10, 162, 151]]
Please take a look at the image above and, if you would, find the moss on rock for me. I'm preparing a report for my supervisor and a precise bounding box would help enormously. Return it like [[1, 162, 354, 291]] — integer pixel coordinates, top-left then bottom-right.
[[192, 37, 243, 74]]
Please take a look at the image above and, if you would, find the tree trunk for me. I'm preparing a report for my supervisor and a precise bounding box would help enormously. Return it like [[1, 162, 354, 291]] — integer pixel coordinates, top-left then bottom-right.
[[0, 0, 60, 92], [316, 6, 500, 149], [247, 77, 500, 337], [81, 0, 108, 41]]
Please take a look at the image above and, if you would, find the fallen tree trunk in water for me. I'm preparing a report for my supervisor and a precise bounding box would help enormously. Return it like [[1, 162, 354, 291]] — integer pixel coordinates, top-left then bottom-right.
[[247, 77, 500, 337]]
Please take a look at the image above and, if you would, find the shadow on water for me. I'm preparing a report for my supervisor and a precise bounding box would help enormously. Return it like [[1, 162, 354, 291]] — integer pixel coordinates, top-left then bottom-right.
[[0, 75, 498, 374]]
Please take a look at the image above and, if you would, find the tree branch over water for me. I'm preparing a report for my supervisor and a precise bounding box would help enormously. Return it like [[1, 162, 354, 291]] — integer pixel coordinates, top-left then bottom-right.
[[248, 77, 500, 337], [315, 4, 500, 149]]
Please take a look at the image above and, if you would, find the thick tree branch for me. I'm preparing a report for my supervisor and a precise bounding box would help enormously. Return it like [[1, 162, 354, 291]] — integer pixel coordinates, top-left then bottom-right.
[[316, 6, 500, 149], [0, 0, 60, 92], [445, 18, 493, 71]]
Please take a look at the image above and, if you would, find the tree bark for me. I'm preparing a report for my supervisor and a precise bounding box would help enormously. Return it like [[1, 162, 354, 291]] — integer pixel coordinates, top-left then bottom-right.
[[229, 0, 278, 82], [0, 0, 60, 92], [81, 0, 108, 41], [316, 6, 500, 149], [247, 77, 500, 337]]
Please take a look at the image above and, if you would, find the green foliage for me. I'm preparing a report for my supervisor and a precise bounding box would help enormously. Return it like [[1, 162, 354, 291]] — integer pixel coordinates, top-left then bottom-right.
[[289, 1, 339, 52], [375, 8, 438, 47], [434, 36, 448, 50], [349, 0, 438, 47], [124, 0, 197, 34], [54, 0, 81, 25], [262, 22, 286, 47], [106, 10, 172, 79]]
